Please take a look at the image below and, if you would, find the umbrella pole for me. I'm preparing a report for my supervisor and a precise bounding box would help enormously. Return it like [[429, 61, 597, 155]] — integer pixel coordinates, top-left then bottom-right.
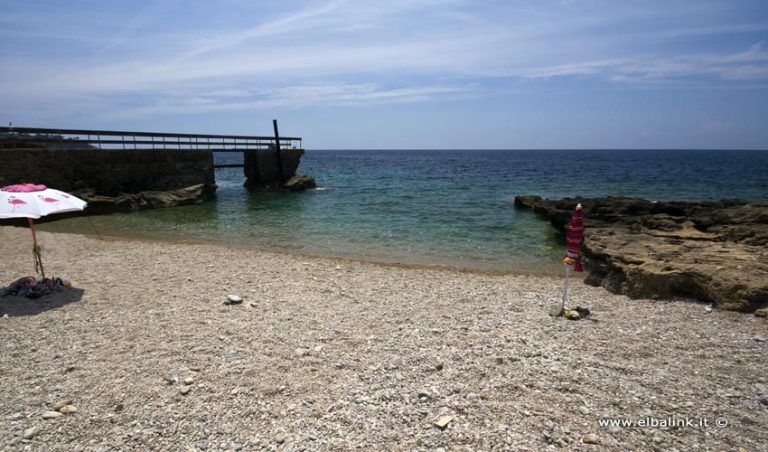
[[560, 262, 572, 310], [27, 218, 46, 279]]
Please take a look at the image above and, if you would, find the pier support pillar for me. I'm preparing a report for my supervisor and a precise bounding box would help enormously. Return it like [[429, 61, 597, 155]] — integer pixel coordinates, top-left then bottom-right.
[[243, 147, 305, 190]]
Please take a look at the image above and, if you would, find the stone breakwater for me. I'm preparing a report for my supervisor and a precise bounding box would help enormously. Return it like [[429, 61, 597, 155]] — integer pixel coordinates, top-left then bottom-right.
[[515, 196, 768, 313], [0, 147, 316, 214]]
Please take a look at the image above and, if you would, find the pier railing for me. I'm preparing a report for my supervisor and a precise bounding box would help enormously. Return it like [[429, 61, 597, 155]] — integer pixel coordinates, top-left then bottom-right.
[[0, 126, 302, 153]]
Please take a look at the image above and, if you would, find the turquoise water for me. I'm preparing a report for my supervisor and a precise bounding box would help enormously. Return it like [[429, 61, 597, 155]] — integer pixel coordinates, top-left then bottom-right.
[[40, 149, 768, 272]]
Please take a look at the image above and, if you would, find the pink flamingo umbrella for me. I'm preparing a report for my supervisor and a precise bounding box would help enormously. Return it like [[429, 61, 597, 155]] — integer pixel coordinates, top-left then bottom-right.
[[0, 183, 87, 278]]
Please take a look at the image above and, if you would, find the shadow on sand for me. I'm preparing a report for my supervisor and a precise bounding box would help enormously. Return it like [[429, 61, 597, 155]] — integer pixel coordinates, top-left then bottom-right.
[[0, 288, 85, 317]]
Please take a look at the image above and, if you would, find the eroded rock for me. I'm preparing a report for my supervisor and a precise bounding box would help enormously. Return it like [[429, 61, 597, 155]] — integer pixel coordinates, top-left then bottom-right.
[[515, 195, 768, 312], [284, 174, 317, 191], [83, 184, 216, 213]]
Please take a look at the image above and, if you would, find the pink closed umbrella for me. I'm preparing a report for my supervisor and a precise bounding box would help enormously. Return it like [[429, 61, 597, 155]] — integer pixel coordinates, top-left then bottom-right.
[[560, 203, 584, 310], [0, 183, 87, 278]]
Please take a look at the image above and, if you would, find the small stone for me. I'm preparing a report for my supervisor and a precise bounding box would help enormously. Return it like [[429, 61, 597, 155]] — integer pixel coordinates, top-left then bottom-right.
[[582, 433, 600, 444], [758, 395, 768, 406], [754, 307, 768, 318], [42, 411, 63, 419], [225, 294, 243, 305], [274, 434, 287, 444], [704, 305, 713, 313], [53, 399, 72, 411], [434, 415, 455, 430], [753, 335, 766, 343], [8, 412, 24, 421], [189, 365, 201, 372], [295, 347, 311, 357], [579, 406, 590, 415], [249, 302, 258, 308], [180, 386, 191, 395], [8, 437, 22, 446], [548, 304, 564, 317], [58, 405, 77, 414], [183, 377, 195, 385], [109, 414, 125, 424], [740, 415, 757, 425], [22, 426, 41, 439], [495, 357, 504, 365]]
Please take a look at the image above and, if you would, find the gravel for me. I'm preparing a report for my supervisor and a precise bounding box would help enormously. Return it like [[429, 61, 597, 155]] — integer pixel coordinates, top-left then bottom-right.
[[1, 226, 766, 450]]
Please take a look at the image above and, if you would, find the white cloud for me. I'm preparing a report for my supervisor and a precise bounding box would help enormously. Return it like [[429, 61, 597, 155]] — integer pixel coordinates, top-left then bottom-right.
[[510, 43, 768, 83], [2, 0, 767, 117], [98, 82, 474, 119]]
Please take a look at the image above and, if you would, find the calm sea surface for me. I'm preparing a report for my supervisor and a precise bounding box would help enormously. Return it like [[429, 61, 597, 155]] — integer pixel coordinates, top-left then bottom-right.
[[41, 149, 768, 272]]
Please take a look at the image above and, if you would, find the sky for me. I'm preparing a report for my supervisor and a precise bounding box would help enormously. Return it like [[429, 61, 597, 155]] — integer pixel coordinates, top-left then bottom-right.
[[1, 0, 767, 149]]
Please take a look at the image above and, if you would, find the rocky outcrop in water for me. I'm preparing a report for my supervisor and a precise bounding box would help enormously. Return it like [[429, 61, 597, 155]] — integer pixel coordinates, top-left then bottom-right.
[[515, 195, 768, 313], [81, 184, 215, 213], [283, 174, 317, 191]]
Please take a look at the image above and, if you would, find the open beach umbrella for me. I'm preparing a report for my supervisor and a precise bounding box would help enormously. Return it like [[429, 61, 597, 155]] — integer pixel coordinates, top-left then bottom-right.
[[0, 183, 87, 278], [560, 203, 584, 310]]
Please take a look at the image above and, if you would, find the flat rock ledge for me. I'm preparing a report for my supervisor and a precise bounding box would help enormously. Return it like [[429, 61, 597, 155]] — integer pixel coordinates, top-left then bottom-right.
[[81, 183, 216, 213], [515, 195, 768, 313]]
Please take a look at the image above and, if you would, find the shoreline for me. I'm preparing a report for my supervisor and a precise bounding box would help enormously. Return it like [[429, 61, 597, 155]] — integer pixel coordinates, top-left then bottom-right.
[[1, 225, 766, 450], [32, 222, 567, 278]]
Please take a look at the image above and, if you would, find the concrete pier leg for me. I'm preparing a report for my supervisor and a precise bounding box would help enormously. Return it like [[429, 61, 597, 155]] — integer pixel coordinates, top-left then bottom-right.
[[243, 147, 305, 189]]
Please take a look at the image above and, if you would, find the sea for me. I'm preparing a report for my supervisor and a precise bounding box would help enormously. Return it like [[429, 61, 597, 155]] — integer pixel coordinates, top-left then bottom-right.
[[40, 149, 768, 273]]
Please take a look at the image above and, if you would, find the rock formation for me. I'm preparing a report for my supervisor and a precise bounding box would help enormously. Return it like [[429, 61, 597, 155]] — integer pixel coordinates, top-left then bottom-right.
[[283, 174, 317, 191], [515, 195, 768, 313], [81, 184, 215, 213]]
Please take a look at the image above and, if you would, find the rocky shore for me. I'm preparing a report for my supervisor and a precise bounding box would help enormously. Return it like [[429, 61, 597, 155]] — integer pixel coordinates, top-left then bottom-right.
[[1, 226, 766, 450], [515, 196, 768, 313]]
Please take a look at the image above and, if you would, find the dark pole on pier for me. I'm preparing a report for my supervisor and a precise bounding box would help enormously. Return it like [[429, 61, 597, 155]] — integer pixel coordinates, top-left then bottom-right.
[[273, 119, 285, 184]]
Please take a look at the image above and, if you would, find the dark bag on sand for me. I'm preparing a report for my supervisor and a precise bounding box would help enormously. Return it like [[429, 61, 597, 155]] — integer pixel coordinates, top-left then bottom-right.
[[1, 276, 65, 299]]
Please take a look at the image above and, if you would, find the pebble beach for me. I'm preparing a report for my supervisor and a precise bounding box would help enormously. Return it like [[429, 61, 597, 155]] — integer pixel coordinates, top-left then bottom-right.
[[1, 225, 767, 451]]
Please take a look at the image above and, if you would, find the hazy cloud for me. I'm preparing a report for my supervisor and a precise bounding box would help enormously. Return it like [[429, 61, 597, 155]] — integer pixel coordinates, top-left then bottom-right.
[[1, 0, 767, 148]]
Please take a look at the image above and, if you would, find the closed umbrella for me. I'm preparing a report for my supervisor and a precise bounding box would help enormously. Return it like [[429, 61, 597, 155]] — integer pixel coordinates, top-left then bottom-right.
[[0, 183, 87, 278], [561, 203, 584, 310]]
